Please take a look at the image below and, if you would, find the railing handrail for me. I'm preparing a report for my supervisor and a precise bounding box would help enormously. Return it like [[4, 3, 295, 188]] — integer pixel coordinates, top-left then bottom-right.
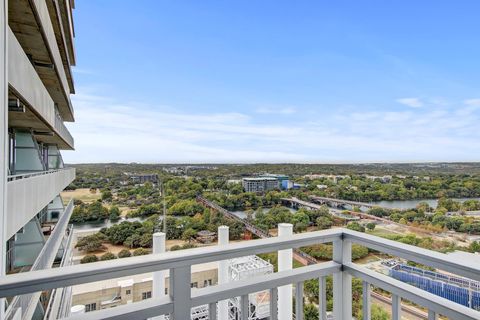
[[343, 228, 480, 282], [7, 167, 74, 181], [0, 228, 342, 298], [0, 228, 479, 320]]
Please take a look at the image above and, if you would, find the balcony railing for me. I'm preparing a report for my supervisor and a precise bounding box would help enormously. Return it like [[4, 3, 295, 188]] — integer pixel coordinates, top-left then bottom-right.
[[6, 168, 75, 239], [0, 229, 478, 320], [5, 200, 74, 320], [54, 107, 74, 149]]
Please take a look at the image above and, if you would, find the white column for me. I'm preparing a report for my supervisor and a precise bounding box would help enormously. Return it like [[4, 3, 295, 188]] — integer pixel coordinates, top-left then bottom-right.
[[152, 232, 167, 320], [218, 226, 229, 320], [391, 294, 401, 320], [278, 223, 293, 320], [332, 238, 352, 320], [0, 0, 8, 318]]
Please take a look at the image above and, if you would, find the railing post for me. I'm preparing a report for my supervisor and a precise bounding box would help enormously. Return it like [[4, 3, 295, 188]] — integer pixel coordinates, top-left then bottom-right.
[[295, 282, 304, 320], [241, 294, 249, 320], [362, 281, 371, 320], [152, 232, 166, 320], [209, 302, 217, 320], [333, 237, 352, 319], [318, 277, 327, 320], [391, 294, 401, 320], [278, 223, 293, 320], [218, 226, 229, 320], [169, 266, 191, 320], [270, 287, 278, 320]]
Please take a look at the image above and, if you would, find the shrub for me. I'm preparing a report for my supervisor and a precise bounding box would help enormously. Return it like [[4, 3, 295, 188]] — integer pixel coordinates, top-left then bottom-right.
[[80, 254, 98, 264], [100, 252, 117, 261], [133, 248, 149, 256], [118, 249, 132, 258]]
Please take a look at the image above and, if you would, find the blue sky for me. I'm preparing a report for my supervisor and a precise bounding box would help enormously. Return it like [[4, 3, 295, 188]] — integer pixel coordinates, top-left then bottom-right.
[[64, 1, 480, 163]]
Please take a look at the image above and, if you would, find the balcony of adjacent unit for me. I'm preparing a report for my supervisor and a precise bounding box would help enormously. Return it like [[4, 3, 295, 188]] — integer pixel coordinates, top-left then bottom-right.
[[8, 0, 75, 121], [46, 0, 76, 94], [0, 228, 478, 320], [8, 27, 74, 150], [5, 200, 75, 320], [6, 168, 75, 241]]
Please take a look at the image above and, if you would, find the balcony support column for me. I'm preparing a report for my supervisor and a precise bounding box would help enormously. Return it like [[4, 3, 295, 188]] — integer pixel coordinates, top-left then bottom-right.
[[217, 226, 229, 320], [0, 0, 7, 317], [428, 310, 438, 320], [152, 232, 166, 320], [278, 223, 293, 320]]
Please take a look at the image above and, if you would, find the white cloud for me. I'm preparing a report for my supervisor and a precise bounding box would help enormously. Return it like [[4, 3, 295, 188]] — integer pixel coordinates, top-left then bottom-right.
[[396, 98, 423, 108], [255, 106, 297, 115], [464, 99, 480, 107], [62, 91, 480, 163]]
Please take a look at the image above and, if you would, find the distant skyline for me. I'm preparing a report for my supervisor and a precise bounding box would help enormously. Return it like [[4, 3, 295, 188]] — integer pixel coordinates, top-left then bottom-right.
[[64, 1, 480, 163]]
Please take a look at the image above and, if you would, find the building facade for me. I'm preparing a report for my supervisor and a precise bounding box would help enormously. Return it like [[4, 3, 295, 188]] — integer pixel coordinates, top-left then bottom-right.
[[1, 0, 76, 319], [71, 263, 218, 313], [242, 177, 279, 193]]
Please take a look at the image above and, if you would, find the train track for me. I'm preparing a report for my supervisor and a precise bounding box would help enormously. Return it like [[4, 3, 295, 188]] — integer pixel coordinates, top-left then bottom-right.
[[196, 196, 318, 266]]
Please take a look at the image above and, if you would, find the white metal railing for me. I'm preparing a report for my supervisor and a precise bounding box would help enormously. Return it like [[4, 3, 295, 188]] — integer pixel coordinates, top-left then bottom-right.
[[0, 229, 478, 320], [54, 107, 74, 149], [7, 168, 72, 182], [5, 200, 74, 320], [44, 224, 75, 320]]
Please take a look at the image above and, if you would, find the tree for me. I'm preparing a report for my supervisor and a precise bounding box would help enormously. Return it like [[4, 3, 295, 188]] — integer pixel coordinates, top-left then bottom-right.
[[182, 228, 197, 242], [109, 206, 121, 221], [75, 233, 106, 252], [316, 216, 333, 230], [366, 222, 376, 231], [100, 252, 117, 261], [118, 249, 132, 258], [80, 254, 98, 264], [101, 190, 113, 202], [347, 222, 365, 232], [304, 304, 319, 320]]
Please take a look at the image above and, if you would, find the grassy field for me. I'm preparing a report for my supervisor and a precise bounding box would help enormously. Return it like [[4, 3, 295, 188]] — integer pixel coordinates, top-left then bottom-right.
[[61, 188, 101, 203]]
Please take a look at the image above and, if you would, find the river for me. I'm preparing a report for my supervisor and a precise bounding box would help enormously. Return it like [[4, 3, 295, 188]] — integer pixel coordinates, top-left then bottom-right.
[[369, 198, 480, 210]]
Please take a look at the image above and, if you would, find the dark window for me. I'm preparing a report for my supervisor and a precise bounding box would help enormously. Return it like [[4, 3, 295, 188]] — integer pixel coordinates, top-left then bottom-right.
[[85, 303, 96, 312]]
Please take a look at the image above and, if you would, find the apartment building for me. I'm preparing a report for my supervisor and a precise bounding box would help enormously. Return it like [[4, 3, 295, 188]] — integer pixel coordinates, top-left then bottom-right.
[[71, 262, 218, 313], [0, 0, 76, 319], [242, 177, 279, 193]]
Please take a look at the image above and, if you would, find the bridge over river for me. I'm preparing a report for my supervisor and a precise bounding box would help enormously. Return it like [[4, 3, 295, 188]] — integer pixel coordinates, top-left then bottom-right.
[[196, 196, 318, 266], [281, 197, 360, 221], [308, 195, 400, 211]]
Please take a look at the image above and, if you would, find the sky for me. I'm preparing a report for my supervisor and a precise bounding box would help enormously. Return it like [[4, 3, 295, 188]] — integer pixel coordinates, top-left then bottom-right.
[[64, 1, 480, 164]]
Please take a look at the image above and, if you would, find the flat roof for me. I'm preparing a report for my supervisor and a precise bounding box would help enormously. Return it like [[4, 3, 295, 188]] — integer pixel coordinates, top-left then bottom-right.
[[72, 261, 218, 295]]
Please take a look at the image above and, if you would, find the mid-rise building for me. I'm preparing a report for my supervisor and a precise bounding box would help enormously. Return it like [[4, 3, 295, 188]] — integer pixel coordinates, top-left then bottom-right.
[[1, 0, 77, 319], [242, 177, 279, 193], [71, 262, 218, 313]]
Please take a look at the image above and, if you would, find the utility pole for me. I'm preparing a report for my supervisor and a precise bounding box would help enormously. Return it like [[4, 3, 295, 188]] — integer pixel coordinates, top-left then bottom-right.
[[163, 181, 167, 233]]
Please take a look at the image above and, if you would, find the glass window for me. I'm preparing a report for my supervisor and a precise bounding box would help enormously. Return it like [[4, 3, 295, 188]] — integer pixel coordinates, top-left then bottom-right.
[[142, 291, 152, 300], [85, 303, 96, 312]]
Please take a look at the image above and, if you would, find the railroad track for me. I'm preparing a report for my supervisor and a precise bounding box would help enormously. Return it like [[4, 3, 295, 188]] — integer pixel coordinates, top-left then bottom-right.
[[196, 196, 318, 266]]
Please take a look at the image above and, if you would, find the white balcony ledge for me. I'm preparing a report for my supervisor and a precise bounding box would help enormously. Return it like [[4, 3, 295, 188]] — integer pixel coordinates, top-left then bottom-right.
[[0, 229, 478, 320], [6, 168, 75, 239]]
